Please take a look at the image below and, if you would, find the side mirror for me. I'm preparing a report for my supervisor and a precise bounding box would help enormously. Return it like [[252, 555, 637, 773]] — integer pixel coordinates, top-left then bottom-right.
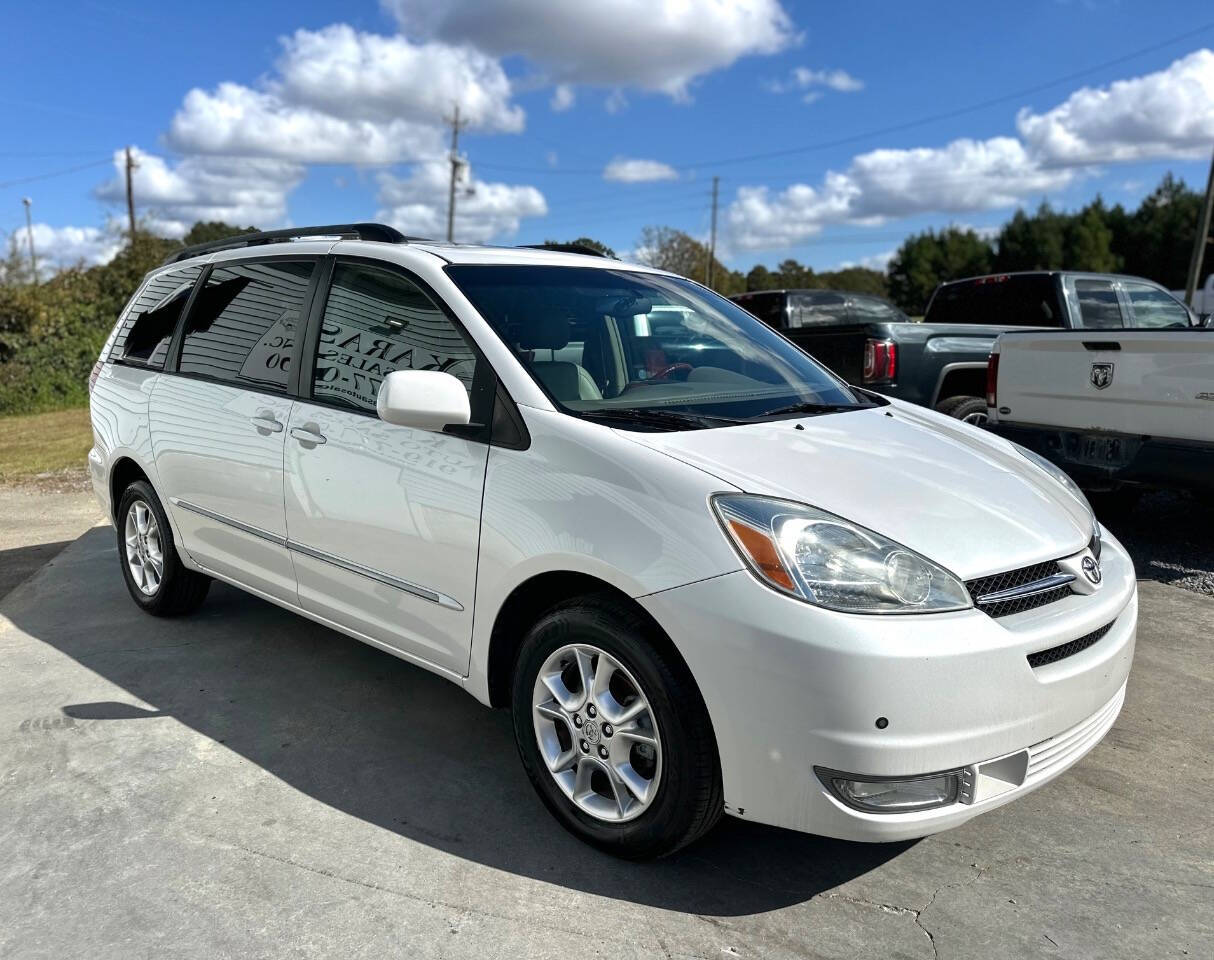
[[1201, 313, 1212, 328], [376, 370, 470, 432]]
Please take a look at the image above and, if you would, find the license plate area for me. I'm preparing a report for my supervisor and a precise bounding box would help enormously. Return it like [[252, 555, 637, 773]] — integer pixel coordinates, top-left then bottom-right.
[[1062, 433, 1137, 468]]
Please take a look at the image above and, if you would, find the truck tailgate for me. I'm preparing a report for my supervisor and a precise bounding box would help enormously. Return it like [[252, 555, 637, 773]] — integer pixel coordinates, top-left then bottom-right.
[[994, 330, 1214, 443]]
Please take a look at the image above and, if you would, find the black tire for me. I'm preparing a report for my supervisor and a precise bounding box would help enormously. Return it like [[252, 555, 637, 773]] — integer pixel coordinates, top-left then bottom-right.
[[510, 596, 723, 859], [116, 480, 210, 616], [942, 396, 989, 426], [934, 395, 968, 417]]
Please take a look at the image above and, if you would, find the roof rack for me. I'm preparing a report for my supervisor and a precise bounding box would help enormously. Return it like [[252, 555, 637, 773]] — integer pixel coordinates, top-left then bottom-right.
[[162, 222, 422, 266], [517, 242, 612, 258]]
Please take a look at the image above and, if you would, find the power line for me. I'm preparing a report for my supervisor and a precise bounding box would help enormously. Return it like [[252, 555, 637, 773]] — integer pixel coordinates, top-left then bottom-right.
[[0, 157, 112, 191]]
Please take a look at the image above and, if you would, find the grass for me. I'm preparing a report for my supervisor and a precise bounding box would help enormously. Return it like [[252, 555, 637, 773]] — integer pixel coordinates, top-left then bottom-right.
[[0, 406, 93, 485]]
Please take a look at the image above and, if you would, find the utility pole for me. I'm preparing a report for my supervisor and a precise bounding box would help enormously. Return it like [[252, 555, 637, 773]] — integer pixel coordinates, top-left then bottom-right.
[[1183, 145, 1214, 307], [706, 176, 720, 289], [125, 146, 138, 242], [21, 197, 37, 286], [444, 106, 467, 243]]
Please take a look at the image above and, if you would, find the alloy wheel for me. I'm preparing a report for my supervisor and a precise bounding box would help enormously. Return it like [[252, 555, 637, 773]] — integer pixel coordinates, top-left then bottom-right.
[[531, 643, 663, 822], [124, 499, 164, 596]]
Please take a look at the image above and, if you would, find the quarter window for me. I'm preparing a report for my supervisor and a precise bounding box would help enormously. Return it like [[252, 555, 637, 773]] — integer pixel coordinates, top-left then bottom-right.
[[1122, 282, 1190, 328], [178, 260, 315, 392], [110, 265, 202, 368], [310, 262, 479, 414], [788, 293, 848, 327], [1073, 279, 1123, 329]]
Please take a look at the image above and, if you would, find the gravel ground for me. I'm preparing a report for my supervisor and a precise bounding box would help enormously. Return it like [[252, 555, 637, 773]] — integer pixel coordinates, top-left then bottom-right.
[[1098, 490, 1214, 596]]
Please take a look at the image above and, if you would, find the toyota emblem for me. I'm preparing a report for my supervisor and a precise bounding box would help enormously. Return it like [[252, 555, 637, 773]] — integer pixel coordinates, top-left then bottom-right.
[[1082, 556, 1102, 585]]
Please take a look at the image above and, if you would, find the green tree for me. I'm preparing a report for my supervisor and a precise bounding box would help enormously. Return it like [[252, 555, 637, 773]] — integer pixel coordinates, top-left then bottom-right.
[[1064, 200, 1119, 273], [181, 221, 258, 247], [1112, 174, 1205, 288], [995, 203, 1065, 271], [745, 264, 773, 291], [887, 227, 993, 314], [543, 236, 616, 258]]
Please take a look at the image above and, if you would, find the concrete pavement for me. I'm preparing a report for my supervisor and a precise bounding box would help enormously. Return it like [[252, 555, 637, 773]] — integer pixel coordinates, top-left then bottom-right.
[[0, 527, 1210, 959]]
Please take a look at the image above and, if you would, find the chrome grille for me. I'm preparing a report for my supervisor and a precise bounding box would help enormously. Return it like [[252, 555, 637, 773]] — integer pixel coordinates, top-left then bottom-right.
[[966, 560, 1074, 618], [1027, 620, 1115, 669]]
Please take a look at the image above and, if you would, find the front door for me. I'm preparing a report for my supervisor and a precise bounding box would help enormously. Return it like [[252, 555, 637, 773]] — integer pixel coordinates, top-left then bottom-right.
[[283, 259, 491, 674], [151, 257, 316, 602]]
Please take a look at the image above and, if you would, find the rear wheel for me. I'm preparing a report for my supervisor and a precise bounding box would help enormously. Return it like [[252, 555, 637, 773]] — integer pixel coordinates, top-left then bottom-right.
[[116, 480, 210, 616], [510, 596, 722, 859], [941, 396, 989, 426]]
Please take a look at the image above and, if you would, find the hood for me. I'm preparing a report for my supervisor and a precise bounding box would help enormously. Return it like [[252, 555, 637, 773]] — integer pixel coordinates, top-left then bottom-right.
[[622, 401, 1092, 580]]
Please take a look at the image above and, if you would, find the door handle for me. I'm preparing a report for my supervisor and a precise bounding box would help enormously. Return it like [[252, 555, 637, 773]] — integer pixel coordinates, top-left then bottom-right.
[[290, 425, 327, 447], [250, 414, 284, 434]]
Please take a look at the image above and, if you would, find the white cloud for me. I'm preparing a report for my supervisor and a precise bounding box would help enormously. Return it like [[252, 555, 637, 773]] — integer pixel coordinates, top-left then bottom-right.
[[603, 157, 679, 183], [94, 147, 305, 237], [276, 25, 524, 132], [1017, 48, 1214, 164], [727, 137, 1072, 250], [769, 66, 863, 95], [21, 222, 126, 273], [837, 249, 896, 272], [376, 161, 547, 242], [550, 84, 575, 112], [382, 0, 796, 98], [168, 24, 526, 164]]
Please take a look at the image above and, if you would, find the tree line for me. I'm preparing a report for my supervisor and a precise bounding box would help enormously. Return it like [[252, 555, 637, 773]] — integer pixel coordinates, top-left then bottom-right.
[[635, 172, 1210, 314]]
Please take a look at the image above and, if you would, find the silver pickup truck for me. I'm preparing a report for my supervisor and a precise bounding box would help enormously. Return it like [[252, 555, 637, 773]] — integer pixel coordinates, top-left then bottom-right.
[[986, 326, 1214, 497]]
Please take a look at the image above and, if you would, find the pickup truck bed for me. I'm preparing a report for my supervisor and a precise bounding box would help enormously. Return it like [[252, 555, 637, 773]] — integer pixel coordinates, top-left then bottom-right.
[[987, 329, 1214, 493]]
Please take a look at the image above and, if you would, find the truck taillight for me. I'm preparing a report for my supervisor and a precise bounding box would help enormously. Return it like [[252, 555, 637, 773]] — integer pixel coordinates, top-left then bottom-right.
[[862, 339, 896, 384], [89, 360, 103, 393], [986, 352, 999, 409]]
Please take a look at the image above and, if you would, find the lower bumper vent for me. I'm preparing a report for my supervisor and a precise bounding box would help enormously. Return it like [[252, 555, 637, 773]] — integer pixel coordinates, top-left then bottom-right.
[[1027, 619, 1115, 669]]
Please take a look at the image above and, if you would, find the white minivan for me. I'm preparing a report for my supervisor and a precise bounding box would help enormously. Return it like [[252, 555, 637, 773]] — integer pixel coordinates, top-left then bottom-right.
[[88, 224, 1137, 858]]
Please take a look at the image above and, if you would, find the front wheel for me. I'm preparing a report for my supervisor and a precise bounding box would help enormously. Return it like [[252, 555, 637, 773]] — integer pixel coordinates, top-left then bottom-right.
[[510, 597, 722, 859]]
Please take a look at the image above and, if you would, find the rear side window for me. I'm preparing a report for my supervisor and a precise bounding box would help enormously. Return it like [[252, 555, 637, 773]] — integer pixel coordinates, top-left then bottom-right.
[[109, 266, 202, 368], [1072, 279, 1123, 329], [310, 261, 481, 413], [925, 276, 1063, 327], [733, 293, 785, 330], [788, 292, 848, 327], [178, 259, 315, 392], [1122, 281, 1190, 329], [848, 295, 909, 323]]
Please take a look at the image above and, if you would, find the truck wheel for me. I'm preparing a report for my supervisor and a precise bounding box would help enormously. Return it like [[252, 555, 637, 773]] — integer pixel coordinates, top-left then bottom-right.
[[943, 397, 989, 426], [511, 595, 723, 859]]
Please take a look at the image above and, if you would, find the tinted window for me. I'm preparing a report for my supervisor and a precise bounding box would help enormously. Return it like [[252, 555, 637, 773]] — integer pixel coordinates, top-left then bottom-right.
[[732, 293, 785, 330], [311, 262, 479, 413], [848, 295, 909, 323], [1123, 281, 1190, 328], [788, 292, 848, 327], [925, 275, 1063, 327], [1073, 279, 1123, 329], [178, 260, 314, 392], [110, 266, 202, 368]]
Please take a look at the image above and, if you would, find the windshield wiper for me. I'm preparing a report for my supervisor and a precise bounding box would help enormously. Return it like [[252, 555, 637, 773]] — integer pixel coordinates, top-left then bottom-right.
[[580, 407, 741, 430], [753, 400, 869, 419]]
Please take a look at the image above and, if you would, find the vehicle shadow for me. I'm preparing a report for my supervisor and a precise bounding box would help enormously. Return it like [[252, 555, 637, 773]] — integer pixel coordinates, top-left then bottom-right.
[[9, 528, 909, 917], [0, 539, 75, 601]]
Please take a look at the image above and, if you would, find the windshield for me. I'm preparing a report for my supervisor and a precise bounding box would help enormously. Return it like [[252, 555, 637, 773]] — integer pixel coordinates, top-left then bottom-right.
[[446, 265, 869, 428]]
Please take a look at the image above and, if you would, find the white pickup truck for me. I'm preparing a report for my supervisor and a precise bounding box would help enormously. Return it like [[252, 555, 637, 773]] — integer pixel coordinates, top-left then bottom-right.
[[986, 328, 1214, 495]]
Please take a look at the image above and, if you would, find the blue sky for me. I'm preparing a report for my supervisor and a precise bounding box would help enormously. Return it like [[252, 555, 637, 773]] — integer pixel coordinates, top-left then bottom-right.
[[3, 0, 1213, 273]]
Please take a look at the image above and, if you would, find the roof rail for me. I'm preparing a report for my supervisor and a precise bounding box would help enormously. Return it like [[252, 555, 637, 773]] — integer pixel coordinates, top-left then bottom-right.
[[162, 222, 421, 266], [518, 242, 612, 258]]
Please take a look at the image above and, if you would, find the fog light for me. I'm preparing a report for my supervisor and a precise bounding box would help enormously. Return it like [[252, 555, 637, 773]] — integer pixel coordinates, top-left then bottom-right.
[[816, 767, 961, 813]]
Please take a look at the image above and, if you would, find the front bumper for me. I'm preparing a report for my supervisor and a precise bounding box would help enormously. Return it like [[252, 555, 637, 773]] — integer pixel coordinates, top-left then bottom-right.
[[639, 528, 1137, 842]]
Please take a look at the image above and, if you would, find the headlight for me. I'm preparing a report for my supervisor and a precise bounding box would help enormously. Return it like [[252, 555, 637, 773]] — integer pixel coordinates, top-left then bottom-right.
[[1014, 446, 1098, 535], [711, 494, 971, 614]]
